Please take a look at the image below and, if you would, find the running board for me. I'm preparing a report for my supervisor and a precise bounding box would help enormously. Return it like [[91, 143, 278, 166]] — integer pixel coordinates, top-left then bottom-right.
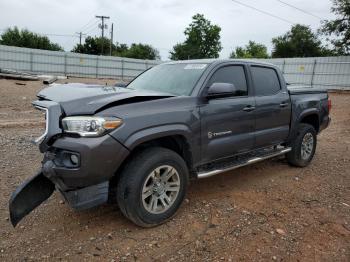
[[197, 147, 292, 179]]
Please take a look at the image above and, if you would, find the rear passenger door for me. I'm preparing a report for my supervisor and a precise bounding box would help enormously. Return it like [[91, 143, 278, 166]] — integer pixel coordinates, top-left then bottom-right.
[[251, 66, 291, 148]]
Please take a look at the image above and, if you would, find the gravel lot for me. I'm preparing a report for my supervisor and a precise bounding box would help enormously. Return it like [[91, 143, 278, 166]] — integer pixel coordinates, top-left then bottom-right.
[[0, 78, 349, 261]]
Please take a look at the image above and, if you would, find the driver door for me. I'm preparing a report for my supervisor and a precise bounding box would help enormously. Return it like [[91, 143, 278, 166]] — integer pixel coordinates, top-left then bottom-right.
[[199, 64, 256, 163]]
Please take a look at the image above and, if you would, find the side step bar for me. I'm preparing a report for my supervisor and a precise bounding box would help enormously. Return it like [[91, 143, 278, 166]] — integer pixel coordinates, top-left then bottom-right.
[[197, 147, 292, 179]]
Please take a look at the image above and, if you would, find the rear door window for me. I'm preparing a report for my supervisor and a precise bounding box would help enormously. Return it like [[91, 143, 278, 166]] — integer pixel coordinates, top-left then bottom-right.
[[251, 66, 281, 96]]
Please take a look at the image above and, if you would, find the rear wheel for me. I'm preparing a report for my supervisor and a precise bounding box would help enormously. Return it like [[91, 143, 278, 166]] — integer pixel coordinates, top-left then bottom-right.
[[287, 123, 317, 167], [116, 147, 189, 227]]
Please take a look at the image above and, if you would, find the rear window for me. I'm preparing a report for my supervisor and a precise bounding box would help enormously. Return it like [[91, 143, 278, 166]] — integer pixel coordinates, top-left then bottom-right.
[[251, 66, 281, 96]]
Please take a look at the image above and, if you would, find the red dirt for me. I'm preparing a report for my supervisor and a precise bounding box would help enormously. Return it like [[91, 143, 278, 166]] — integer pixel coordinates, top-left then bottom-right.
[[0, 79, 349, 261]]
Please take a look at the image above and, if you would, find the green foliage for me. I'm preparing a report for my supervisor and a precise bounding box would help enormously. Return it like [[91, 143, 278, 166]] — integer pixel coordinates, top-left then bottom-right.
[[230, 41, 269, 58], [118, 43, 160, 60], [272, 24, 333, 58], [72, 36, 113, 55], [0, 27, 63, 51], [170, 14, 222, 60], [113, 43, 129, 56], [72, 37, 160, 60], [320, 0, 350, 55]]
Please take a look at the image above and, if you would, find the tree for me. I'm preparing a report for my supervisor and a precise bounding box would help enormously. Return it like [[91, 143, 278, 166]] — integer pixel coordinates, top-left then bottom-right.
[[272, 24, 333, 58], [320, 0, 350, 55], [170, 14, 222, 60], [0, 27, 63, 51], [72, 37, 160, 60], [230, 41, 269, 58], [121, 43, 160, 60], [113, 43, 129, 57], [72, 36, 114, 56]]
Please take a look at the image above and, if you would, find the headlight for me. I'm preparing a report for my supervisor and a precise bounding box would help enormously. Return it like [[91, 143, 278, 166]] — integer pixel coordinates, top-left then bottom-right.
[[62, 116, 123, 137]]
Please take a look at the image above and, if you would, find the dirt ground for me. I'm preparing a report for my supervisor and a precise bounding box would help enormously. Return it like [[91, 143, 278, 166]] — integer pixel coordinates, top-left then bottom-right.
[[0, 78, 349, 261]]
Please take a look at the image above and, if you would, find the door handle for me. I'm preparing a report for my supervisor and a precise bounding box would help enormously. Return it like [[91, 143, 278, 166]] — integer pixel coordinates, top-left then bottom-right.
[[280, 102, 288, 107], [243, 105, 256, 112]]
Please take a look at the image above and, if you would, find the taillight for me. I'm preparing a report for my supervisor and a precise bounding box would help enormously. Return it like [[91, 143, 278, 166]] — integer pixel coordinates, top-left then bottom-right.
[[327, 98, 332, 113]]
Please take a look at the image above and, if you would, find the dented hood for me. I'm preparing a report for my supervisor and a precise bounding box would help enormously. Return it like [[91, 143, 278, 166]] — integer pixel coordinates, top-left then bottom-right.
[[37, 83, 175, 115]]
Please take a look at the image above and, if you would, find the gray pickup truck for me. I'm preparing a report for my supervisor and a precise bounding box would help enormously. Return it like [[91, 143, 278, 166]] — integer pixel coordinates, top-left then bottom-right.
[[9, 59, 331, 227]]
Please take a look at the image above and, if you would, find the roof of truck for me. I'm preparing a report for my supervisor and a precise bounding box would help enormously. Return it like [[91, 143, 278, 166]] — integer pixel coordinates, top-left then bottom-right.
[[164, 59, 275, 67]]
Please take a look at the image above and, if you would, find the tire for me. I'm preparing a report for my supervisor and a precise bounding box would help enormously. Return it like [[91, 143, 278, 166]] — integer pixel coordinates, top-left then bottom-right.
[[287, 123, 317, 167], [116, 147, 189, 227]]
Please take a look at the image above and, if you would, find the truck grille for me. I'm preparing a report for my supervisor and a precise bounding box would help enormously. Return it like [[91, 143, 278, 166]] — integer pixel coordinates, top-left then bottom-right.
[[34, 106, 49, 144]]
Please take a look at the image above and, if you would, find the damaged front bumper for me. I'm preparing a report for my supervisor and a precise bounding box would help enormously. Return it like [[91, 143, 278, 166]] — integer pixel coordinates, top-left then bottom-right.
[[9, 171, 111, 227], [9, 101, 129, 227], [9, 172, 55, 227]]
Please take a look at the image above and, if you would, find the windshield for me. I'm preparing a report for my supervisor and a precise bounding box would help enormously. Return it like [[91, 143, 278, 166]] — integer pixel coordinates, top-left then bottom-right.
[[127, 63, 208, 96]]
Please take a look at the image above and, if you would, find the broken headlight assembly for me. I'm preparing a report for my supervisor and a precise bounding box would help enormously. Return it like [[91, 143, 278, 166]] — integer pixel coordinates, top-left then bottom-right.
[[62, 116, 123, 137]]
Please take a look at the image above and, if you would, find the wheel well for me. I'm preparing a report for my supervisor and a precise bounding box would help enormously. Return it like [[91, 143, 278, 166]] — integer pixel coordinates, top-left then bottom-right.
[[110, 135, 194, 187], [300, 114, 319, 132], [132, 135, 193, 170]]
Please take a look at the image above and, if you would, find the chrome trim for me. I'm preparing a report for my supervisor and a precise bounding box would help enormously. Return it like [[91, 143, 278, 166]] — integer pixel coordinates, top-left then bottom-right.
[[34, 106, 49, 144], [197, 147, 292, 179]]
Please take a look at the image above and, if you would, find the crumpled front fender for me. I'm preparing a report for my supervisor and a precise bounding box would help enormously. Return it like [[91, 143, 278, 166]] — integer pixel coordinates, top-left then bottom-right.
[[9, 172, 55, 227]]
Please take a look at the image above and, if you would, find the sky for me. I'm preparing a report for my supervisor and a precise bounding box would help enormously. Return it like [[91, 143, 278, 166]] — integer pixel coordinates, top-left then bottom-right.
[[0, 0, 335, 60]]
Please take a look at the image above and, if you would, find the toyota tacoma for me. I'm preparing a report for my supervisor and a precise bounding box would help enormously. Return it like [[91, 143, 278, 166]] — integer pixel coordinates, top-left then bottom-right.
[[9, 59, 331, 227]]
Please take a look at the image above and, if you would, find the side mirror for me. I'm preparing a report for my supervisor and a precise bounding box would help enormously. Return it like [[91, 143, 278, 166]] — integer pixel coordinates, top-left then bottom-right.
[[114, 82, 128, 88], [207, 82, 237, 98]]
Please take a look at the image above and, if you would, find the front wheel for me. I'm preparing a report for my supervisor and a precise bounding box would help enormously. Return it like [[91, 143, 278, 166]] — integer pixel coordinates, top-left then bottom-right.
[[287, 123, 317, 167], [116, 147, 189, 227]]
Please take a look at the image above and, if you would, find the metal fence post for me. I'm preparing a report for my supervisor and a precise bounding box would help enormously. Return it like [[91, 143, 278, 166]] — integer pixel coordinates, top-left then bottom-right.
[[64, 53, 67, 76], [145, 60, 148, 70], [96, 56, 99, 78], [282, 59, 286, 74], [121, 59, 124, 80], [29, 51, 33, 73], [310, 59, 317, 88]]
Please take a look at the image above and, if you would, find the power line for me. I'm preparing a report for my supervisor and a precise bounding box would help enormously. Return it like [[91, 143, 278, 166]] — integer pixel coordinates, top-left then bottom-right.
[[75, 5, 104, 32], [81, 22, 97, 33], [82, 20, 100, 36], [84, 23, 99, 36], [275, 0, 323, 20], [230, 0, 295, 24], [72, 15, 101, 47], [78, 17, 97, 32], [82, 21, 99, 34], [44, 33, 77, 37]]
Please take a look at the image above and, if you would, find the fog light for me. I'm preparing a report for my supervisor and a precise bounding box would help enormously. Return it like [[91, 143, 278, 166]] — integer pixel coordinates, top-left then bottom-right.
[[70, 154, 79, 165]]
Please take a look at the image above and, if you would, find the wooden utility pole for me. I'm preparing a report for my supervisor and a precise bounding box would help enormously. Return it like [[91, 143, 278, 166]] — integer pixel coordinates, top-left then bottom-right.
[[76, 32, 86, 45], [110, 23, 114, 56], [96, 15, 110, 55]]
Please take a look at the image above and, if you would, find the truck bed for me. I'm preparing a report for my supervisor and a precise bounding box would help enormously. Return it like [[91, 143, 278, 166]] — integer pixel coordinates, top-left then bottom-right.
[[287, 85, 327, 95]]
